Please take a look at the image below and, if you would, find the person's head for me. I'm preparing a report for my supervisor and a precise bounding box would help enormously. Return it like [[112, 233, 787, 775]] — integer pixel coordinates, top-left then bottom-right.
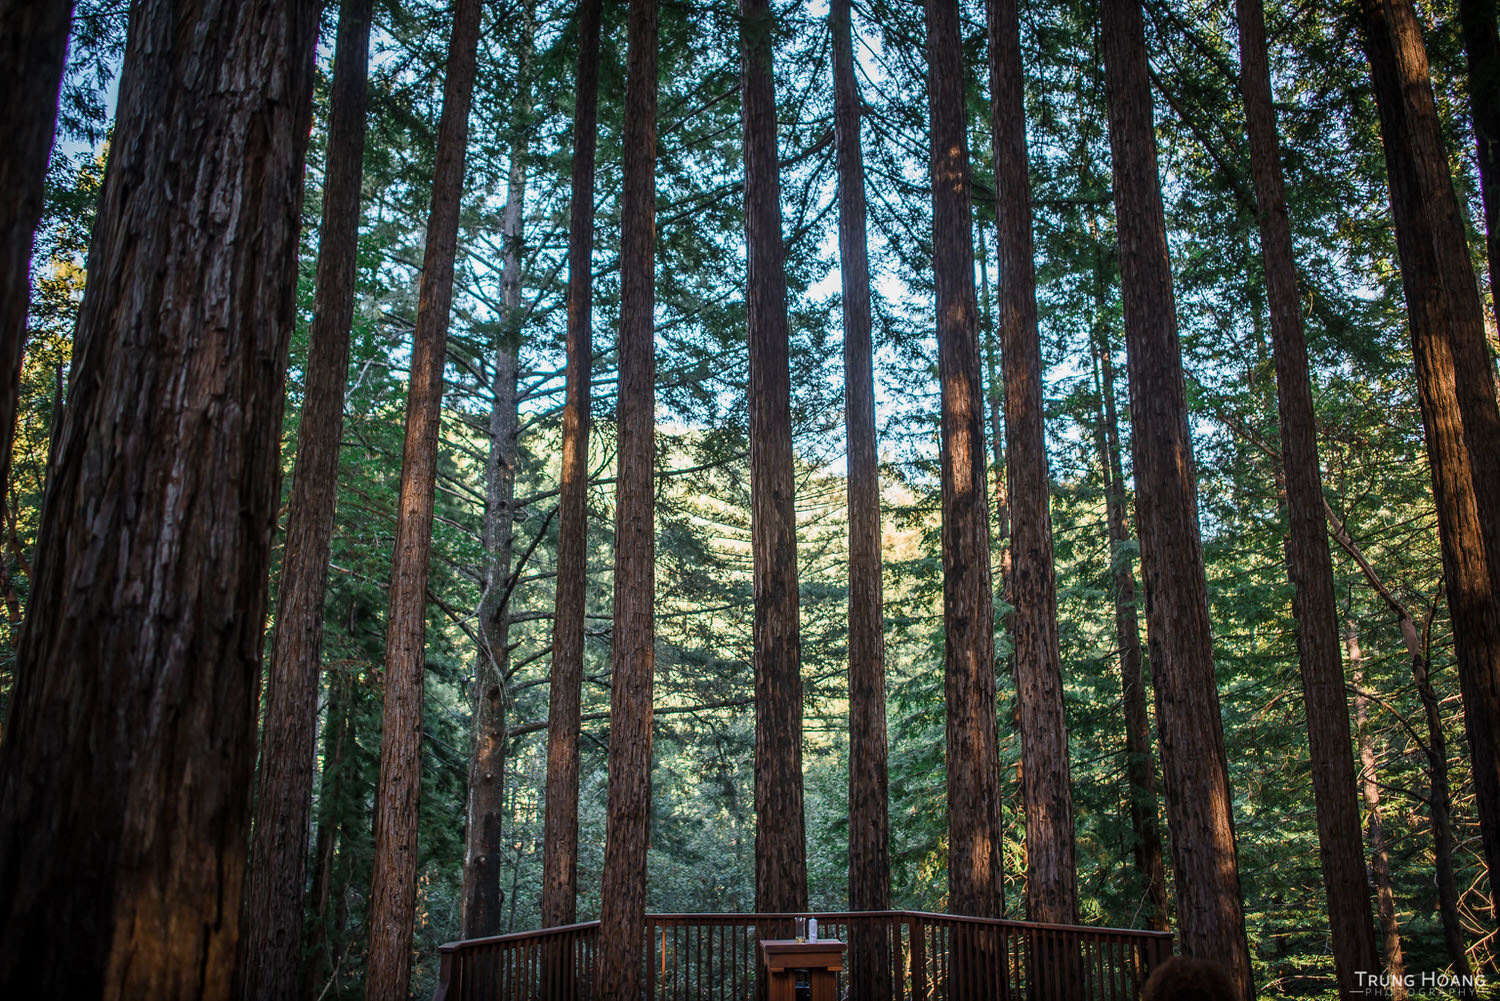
[[1141, 955, 1241, 1001]]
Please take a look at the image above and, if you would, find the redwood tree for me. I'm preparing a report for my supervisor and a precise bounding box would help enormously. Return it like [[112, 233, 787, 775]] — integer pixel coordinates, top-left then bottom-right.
[[1235, 0, 1380, 989], [742, 0, 808, 915], [594, 0, 657, 996], [832, 0, 891, 994], [925, 0, 1004, 921], [0, 0, 73, 515], [0, 0, 320, 995], [462, 1, 535, 939], [541, 0, 604, 931], [1099, 0, 1253, 993], [987, 0, 1077, 927], [1458, 0, 1499, 326], [1358, 0, 1500, 914], [238, 2, 374, 995], [364, 0, 484, 994]]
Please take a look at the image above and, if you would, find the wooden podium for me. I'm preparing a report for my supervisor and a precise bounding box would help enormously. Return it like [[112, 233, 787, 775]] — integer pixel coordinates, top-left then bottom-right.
[[759, 938, 846, 1001]]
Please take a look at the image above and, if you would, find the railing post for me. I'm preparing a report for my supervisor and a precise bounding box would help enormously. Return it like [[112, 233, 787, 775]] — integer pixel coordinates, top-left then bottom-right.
[[910, 915, 927, 1000]]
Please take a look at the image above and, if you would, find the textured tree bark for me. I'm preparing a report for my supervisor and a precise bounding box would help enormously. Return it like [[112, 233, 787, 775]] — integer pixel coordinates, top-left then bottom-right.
[[1099, 0, 1253, 994], [0, 0, 320, 995], [594, 1, 657, 996], [1358, 0, 1500, 916], [741, 0, 808, 916], [832, 1, 891, 996], [238, 3, 374, 996], [0, 0, 73, 502], [542, 0, 603, 932], [1459, 0, 1500, 327], [1089, 318, 1168, 932], [1235, 0, 1381, 990], [925, 0, 1004, 923], [1346, 627, 1407, 998], [987, 0, 1077, 928], [365, 0, 483, 995], [462, 3, 534, 939]]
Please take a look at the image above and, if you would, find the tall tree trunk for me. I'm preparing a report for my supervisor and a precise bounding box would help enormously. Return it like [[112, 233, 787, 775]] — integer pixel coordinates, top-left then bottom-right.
[[742, 0, 808, 915], [595, 0, 657, 996], [925, 0, 1004, 921], [1235, 0, 1381, 989], [832, 1, 891, 995], [1459, 0, 1500, 327], [462, 3, 534, 939], [0, 0, 73, 505], [365, 0, 483, 994], [987, 0, 1077, 927], [541, 0, 603, 932], [1099, 0, 1253, 993], [239, 2, 374, 995], [0, 0, 319, 995], [1325, 507, 1472, 975], [1346, 626, 1407, 997], [304, 665, 354, 1001], [1358, 0, 1500, 915], [1088, 311, 1169, 932]]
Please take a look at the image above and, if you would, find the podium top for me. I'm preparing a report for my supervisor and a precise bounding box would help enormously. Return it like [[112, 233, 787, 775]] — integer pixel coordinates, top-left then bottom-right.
[[758, 938, 847, 973]]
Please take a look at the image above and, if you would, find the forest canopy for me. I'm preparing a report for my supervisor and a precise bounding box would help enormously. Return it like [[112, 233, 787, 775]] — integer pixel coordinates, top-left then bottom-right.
[[0, 0, 1498, 998]]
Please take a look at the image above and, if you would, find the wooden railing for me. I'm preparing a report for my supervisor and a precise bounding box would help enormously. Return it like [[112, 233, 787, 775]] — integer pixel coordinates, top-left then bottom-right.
[[435, 910, 1173, 1000]]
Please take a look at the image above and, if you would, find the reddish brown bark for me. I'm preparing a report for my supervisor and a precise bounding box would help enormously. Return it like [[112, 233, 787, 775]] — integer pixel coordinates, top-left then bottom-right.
[[0, 0, 320, 994], [1235, 0, 1380, 989], [1089, 317, 1168, 932], [741, 0, 808, 916], [238, 3, 373, 996], [594, 1, 657, 996], [987, 0, 1077, 927], [1358, 0, 1500, 914], [1347, 627, 1408, 997], [832, 0, 891, 994], [1459, 0, 1500, 327], [1099, 0, 1252, 993], [925, 0, 1004, 921], [365, 0, 483, 995], [542, 0, 603, 932]]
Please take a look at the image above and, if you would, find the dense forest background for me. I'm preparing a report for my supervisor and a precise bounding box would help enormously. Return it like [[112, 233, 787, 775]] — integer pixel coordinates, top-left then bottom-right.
[[2, 0, 1497, 996]]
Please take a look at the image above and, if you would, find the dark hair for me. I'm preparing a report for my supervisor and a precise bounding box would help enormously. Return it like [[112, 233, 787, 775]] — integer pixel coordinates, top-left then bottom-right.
[[1141, 955, 1241, 1001]]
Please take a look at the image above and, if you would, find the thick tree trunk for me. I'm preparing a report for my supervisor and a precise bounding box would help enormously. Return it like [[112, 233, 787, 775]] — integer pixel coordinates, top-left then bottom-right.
[[1347, 627, 1407, 998], [1325, 507, 1472, 975], [541, 0, 603, 932], [832, 1, 891, 995], [1359, 0, 1500, 915], [1099, 0, 1253, 993], [741, 0, 808, 916], [1235, 0, 1381, 990], [0, 0, 319, 995], [365, 0, 483, 995], [462, 5, 534, 938], [0, 0, 73, 499], [238, 2, 373, 995], [1459, 0, 1500, 326], [987, 0, 1077, 927], [1089, 316, 1169, 932], [594, 1, 657, 996], [925, 0, 1004, 921]]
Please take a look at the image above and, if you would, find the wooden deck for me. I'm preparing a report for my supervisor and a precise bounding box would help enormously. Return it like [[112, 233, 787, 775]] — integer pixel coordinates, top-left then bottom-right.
[[432, 910, 1173, 1000]]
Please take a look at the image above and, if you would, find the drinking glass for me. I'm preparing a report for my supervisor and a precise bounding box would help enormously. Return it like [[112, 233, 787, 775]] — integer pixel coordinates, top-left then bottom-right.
[[794, 916, 807, 942]]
